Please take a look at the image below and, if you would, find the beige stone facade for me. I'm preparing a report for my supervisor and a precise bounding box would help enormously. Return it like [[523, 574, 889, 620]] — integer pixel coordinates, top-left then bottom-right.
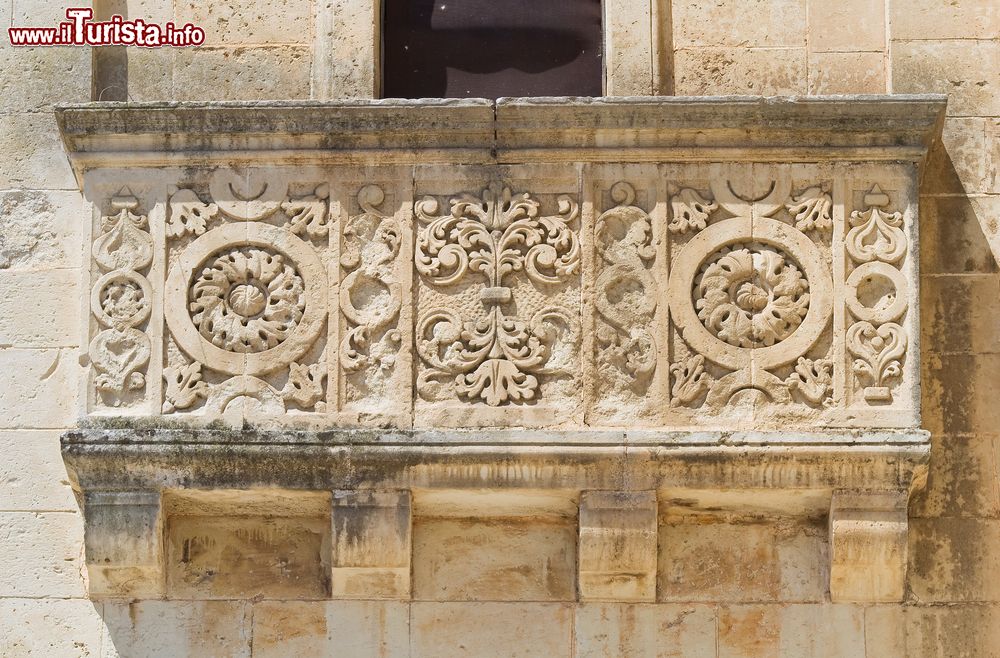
[[1, 1, 999, 657]]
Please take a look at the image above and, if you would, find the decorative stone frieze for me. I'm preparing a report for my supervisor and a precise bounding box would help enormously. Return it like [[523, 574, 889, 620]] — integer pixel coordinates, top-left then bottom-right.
[[57, 96, 943, 603]]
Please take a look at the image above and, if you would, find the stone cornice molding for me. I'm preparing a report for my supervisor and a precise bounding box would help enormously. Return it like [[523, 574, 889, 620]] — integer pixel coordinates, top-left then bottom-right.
[[56, 95, 947, 176]]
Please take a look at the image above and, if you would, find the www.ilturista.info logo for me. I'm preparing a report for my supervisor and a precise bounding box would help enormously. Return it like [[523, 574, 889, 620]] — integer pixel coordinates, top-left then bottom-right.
[[8, 8, 205, 47]]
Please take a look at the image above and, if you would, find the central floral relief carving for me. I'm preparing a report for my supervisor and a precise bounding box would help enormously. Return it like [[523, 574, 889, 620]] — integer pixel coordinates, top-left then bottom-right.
[[414, 184, 581, 407], [189, 247, 306, 353], [694, 244, 810, 348]]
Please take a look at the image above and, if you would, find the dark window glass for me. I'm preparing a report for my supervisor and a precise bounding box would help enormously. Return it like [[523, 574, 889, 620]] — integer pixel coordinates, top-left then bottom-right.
[[382, 0, 603, 98]]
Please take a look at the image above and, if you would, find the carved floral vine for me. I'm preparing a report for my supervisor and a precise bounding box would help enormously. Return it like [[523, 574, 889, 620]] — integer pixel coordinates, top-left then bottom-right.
[[595, 182, 657, 381], [414, 184, 580, 406]]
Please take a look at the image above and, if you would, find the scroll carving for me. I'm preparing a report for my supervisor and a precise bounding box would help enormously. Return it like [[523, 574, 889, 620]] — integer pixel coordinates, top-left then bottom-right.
[[339, 184, 404, 407], [415, 184, 581, 406], [595, 182, 658, 383]]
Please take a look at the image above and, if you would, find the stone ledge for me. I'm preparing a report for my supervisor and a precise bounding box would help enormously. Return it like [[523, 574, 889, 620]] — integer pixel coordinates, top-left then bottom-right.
[[62, 428, 929, 494], [55, 95, 947, 173]]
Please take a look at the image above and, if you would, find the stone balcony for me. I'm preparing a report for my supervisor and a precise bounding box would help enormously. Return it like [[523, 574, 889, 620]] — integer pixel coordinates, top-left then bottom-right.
[[56, 95, 944, 604]]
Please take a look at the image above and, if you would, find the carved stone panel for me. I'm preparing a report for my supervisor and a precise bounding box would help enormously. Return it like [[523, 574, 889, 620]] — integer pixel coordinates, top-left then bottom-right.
[[412, 166, 584, 428], [76, 162, 919, 431], [161, 169, 332, 424]]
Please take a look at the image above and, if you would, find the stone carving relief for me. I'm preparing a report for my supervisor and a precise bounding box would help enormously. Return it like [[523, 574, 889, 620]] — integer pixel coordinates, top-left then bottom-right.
[[339, 184, 405, 412], [844, 185, 909, 403], [81, 165, 916, 427], [89, 189, 153, 405], [161, 170, 330, 417], [666, 175, 835, 410], [594, 182, 657, 382], [414, 183, 581, 407]]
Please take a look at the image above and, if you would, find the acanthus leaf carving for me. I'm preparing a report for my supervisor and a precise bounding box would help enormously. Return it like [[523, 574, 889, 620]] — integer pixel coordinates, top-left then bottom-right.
[[90, 327, 150, 397], [844, 184, 909, 405], [282, 184, 330, 238], [281, 362, 327, 411], [669, 354, 711, 406], [166, 188, 219, 238], [847, 321, 906, 402], [668, 187, 717, 235], [90, 190, 153, 403], [786, 186, 833, 233], [92, 190, 153, 272], [786, 356, 833, 406], [695, 245, 810, 348], [415, 184, 580, 406], [162, 361, 209, 413]]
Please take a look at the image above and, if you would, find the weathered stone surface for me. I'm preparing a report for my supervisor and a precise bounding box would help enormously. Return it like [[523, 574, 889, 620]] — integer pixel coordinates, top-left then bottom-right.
[[413, 516, 576, 601], [911, 433, 1000, 519], [0, 46, 90, 112], [923, 118, 991, 196], [920, 195, 1000, 273], [808, 52, 886, 94], [575, 603, 717, 657], [718, 604, 865, 657], [909, 518, 1000, 602], [331, 490, 411, 599], [922, 353, 1000, 437], [84, 491, 164, 599], [0, 113, 76, 190], [659, 518, 825, 603], [674, 48, 807, 95], [0, 599, 104, 657], [410, 602, 573, 657], [807, 0, 885, 52], [829, 492, 908, 603], [251, 600, 409, 657], [102, 600, 251, 657], [176, 0, 312, 45], [0, 431, 77, 512], [0, 189, 86, 270], [889, 0, 1000, 40], [172, 46, 312, 101], [922, 274, 1000, 354], [165, 514, 329, 599], [0, 511, 86, 597], [0, 349, 78, 429], [579, 492, 657, 602], [892, 40, 1000, 116], [673, 0, 806, 47], [0, 270, 81, 347]]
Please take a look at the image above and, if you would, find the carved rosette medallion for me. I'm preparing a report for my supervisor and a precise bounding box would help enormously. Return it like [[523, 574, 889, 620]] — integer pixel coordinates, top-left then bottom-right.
[[88, 189, 153, 405], [161, 170, 329, 415], [667, 177, 834, 407], [414, 183, 581, 407], [845, 185, 909, 402], [189, 246, 306, 353]]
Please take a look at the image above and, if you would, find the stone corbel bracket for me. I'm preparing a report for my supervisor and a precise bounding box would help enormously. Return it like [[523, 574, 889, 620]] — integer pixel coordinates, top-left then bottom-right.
[[56, 95, 945, 603]]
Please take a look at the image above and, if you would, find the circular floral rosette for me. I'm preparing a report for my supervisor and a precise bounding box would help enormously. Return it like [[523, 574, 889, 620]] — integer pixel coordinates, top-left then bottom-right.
[[189, 247, 305, 353], [165, 222, 327, 376]]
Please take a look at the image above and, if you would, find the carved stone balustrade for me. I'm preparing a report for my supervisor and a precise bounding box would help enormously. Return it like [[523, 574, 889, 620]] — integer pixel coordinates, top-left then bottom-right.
[[57, 96, 945, 603]]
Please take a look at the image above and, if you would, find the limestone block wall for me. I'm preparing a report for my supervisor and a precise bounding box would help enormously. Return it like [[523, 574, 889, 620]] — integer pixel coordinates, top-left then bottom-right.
[[0, 1, 998, 657]]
